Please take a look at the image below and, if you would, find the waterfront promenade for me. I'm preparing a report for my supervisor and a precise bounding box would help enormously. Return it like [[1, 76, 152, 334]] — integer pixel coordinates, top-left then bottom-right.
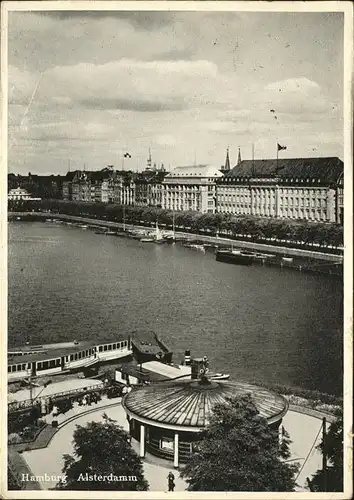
[[15, 389, 331, 492], [9, 211, 342, 263]]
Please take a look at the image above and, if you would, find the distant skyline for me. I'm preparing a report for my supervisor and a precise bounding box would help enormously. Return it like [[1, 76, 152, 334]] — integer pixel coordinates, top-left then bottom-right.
[[7, 7, 345, 175]]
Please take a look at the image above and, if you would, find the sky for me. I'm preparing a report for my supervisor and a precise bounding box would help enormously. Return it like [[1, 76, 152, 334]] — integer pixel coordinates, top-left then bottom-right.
[[7, 8, 344, 175]]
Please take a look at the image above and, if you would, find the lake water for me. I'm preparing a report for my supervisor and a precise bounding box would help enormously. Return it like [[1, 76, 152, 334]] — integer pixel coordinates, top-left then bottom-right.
[[8, 221, 343, 395]]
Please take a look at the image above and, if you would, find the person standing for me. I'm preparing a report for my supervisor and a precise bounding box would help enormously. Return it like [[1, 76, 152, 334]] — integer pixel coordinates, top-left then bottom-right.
[[167, 472, 175, 492]]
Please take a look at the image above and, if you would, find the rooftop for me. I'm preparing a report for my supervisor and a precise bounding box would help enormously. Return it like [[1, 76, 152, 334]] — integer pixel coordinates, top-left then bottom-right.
[[222, 157, 343, 183], [123, 378, 288, 431], [165, 165, 224, 178]]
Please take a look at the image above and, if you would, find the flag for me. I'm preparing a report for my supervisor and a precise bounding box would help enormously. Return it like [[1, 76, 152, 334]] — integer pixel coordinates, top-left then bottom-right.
[[277, 143, 287, 151], [124, 153, 132, 158]]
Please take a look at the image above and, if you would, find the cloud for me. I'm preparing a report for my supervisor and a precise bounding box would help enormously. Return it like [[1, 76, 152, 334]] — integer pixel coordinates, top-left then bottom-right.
[[21, 120, 117, 143], [80, 97, 185, 112], [38, 10, 176, 30], [262, 77, 330, 116], [37, 59, 225, 113], [266, 77, 320, 93]]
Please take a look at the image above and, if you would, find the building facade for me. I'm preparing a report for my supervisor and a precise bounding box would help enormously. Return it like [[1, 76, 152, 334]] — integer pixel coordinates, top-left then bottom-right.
[[161, 165, 224, 214], [63, 165, 168, 207], [216, 157, 343, 223], [8, 187, 41, 201]]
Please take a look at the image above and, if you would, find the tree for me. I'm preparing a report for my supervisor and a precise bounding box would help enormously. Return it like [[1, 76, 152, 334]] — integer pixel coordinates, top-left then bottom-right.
[[310, 409, 343, 492], [181, 394, 298, 491], [56, 414, 149, 491]]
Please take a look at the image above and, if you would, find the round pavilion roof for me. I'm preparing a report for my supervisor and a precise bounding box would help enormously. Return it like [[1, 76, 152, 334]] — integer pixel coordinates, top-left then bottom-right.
[[122, 379, 288, 432]]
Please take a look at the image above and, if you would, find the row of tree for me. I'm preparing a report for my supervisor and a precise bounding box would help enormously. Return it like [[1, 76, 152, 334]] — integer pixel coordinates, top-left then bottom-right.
[[55, 395, 343, 492], [9, 199, 343, 250]]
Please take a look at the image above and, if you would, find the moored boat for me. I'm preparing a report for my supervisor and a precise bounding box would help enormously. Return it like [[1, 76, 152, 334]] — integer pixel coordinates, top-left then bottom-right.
[[140, 237, 155, 243], [131, 332, 173, 364], [8, 338, 132, 382], [209, 372, 230, 381], [184, 244, 205, 252], [215, 249, 254, 265]]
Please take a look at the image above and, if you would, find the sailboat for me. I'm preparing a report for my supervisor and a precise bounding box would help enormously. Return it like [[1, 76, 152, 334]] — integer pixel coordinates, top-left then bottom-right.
[[154, 221, 165, 244], [140, 222, 165, 243]]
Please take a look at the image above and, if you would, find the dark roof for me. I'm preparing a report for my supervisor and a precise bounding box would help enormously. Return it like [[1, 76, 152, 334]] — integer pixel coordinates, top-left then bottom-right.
[[123, 379, 288, 429], [224, 157, 343, 183], [64, 171, 80, 181]]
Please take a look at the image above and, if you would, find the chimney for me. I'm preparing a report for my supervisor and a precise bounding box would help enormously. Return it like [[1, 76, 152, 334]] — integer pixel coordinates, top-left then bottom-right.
[[184, 350, 191, 366]]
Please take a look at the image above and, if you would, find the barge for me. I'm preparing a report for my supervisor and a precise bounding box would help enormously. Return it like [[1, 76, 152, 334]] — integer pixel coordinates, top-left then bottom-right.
[[131, 332, 173, 364], [215, 249, 254, 265]]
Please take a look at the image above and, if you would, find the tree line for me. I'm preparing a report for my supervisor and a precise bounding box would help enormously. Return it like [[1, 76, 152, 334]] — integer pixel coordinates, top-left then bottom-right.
[[9, 199, 343, 251]]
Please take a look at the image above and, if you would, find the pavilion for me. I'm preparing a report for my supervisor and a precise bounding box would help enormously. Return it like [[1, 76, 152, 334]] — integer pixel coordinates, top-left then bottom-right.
[[122, 377, 288, 468]]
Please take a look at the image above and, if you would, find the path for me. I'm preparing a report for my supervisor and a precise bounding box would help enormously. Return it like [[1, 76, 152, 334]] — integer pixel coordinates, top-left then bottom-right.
[[18, 398, 327, 492]]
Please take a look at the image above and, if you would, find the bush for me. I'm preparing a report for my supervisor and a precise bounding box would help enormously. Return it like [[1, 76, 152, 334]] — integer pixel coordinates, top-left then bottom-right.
[[8, 433, 22, 445]]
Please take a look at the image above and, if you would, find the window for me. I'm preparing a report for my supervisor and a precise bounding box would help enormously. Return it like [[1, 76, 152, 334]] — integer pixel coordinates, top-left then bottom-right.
[[104, 345, 108, 351], [160, 438, 174, 451], [43, 361, 49, 370], [108, 345, 112, 351], [8, 366, 11, 373]]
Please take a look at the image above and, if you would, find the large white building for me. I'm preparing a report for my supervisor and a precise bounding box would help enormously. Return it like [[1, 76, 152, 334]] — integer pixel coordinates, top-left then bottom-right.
[[161, 165, 224, 214], [8, 188, 41, 201], [216, 157, 343, 223]]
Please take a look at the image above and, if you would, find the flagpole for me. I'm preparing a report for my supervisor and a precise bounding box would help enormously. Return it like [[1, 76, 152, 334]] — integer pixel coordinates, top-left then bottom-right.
[[276, 143, 279, 171]]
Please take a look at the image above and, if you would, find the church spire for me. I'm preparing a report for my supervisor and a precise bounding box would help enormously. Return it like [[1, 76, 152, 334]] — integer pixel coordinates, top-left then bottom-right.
[[237, 147, 242, 165], [224, 147, 230, 172], [147, 148, 152, 170]]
